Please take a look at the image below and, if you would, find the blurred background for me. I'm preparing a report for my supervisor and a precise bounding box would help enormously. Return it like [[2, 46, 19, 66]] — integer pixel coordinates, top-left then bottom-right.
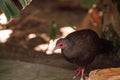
[[0, 0, 120, 74]]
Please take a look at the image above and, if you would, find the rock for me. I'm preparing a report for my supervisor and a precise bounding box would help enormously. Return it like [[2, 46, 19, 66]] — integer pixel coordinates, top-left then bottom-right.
[[88, 68, 120, 80], [0, 59, 74, 80]]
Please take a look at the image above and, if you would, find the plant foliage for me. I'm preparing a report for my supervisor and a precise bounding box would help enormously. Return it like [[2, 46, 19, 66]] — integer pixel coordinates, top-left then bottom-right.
[[50, 21, 57, 40], [0, 0, 32, 21]]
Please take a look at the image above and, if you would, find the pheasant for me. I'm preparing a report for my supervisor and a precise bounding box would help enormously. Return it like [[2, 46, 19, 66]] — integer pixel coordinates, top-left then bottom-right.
[[54, 29, 113, 80]]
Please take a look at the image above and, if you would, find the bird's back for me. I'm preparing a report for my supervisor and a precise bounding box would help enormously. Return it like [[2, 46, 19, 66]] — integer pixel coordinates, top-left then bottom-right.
[[62, 29, 100, 66]]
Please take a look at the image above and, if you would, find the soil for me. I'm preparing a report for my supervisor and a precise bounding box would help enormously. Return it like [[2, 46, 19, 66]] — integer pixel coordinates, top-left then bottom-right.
[[0, 0, 119, 74]]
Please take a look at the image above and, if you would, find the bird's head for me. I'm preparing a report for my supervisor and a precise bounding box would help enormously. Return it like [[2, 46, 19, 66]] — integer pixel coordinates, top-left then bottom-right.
[[54, 38, 67, 50]]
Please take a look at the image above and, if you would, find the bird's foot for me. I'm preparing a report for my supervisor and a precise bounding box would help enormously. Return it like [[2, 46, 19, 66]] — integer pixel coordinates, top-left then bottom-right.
[[73, 67, 84, 80], [80, 78, 84, 80]]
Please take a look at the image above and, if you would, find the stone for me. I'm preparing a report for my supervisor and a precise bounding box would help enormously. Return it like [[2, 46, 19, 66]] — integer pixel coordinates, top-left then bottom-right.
[[88, 68, 120, 80], [0, 59, 74, 80]]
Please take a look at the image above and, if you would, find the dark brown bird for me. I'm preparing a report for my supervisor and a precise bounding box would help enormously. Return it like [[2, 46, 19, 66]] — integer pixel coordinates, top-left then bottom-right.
[[54, 29, 113, 80]]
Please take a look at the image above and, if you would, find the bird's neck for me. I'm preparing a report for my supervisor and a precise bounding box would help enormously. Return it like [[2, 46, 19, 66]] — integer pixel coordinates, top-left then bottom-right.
[[62, 44, 74, 58], [61, 39, 75, 58]]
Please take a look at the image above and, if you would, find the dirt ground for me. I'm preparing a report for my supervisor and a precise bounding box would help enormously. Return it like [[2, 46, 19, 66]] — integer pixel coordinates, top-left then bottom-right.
[[0, 0, 120, 74]]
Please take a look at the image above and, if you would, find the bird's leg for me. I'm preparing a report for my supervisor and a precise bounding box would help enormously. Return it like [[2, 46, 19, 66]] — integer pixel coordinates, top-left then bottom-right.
[[73, 67, 84, 80], [80, 68, 84, 80]]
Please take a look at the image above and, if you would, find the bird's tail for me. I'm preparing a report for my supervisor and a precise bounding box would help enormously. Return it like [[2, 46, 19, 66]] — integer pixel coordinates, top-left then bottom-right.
[[99, 38, 114, 54]]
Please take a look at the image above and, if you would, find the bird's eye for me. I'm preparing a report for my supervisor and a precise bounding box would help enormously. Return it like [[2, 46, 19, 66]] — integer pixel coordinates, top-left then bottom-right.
[[59, 44, 63, 47], [58, 42, 64, 48]]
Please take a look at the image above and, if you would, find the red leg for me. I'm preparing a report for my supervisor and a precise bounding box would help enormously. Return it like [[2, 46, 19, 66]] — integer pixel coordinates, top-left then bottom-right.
[[80, 68, 84, 80], [73, 67, 84, 80]]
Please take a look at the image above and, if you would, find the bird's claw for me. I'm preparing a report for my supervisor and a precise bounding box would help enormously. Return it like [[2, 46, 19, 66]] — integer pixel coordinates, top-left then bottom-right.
[[80, 78, 84, 80], [73, 76, 84, 80], [73, 67, 85, 80], [73, 75, 77, 80]]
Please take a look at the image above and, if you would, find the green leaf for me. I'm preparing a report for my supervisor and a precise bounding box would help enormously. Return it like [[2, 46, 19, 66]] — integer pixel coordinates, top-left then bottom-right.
[[50, 21, 57, 41], [0, 0, 11, 21], [26, 0, 32, 4], [18, 0, 27, 8], [18, 0, 32, 9], [4, 0, 20, 17], [0, 0, 32, 21]]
